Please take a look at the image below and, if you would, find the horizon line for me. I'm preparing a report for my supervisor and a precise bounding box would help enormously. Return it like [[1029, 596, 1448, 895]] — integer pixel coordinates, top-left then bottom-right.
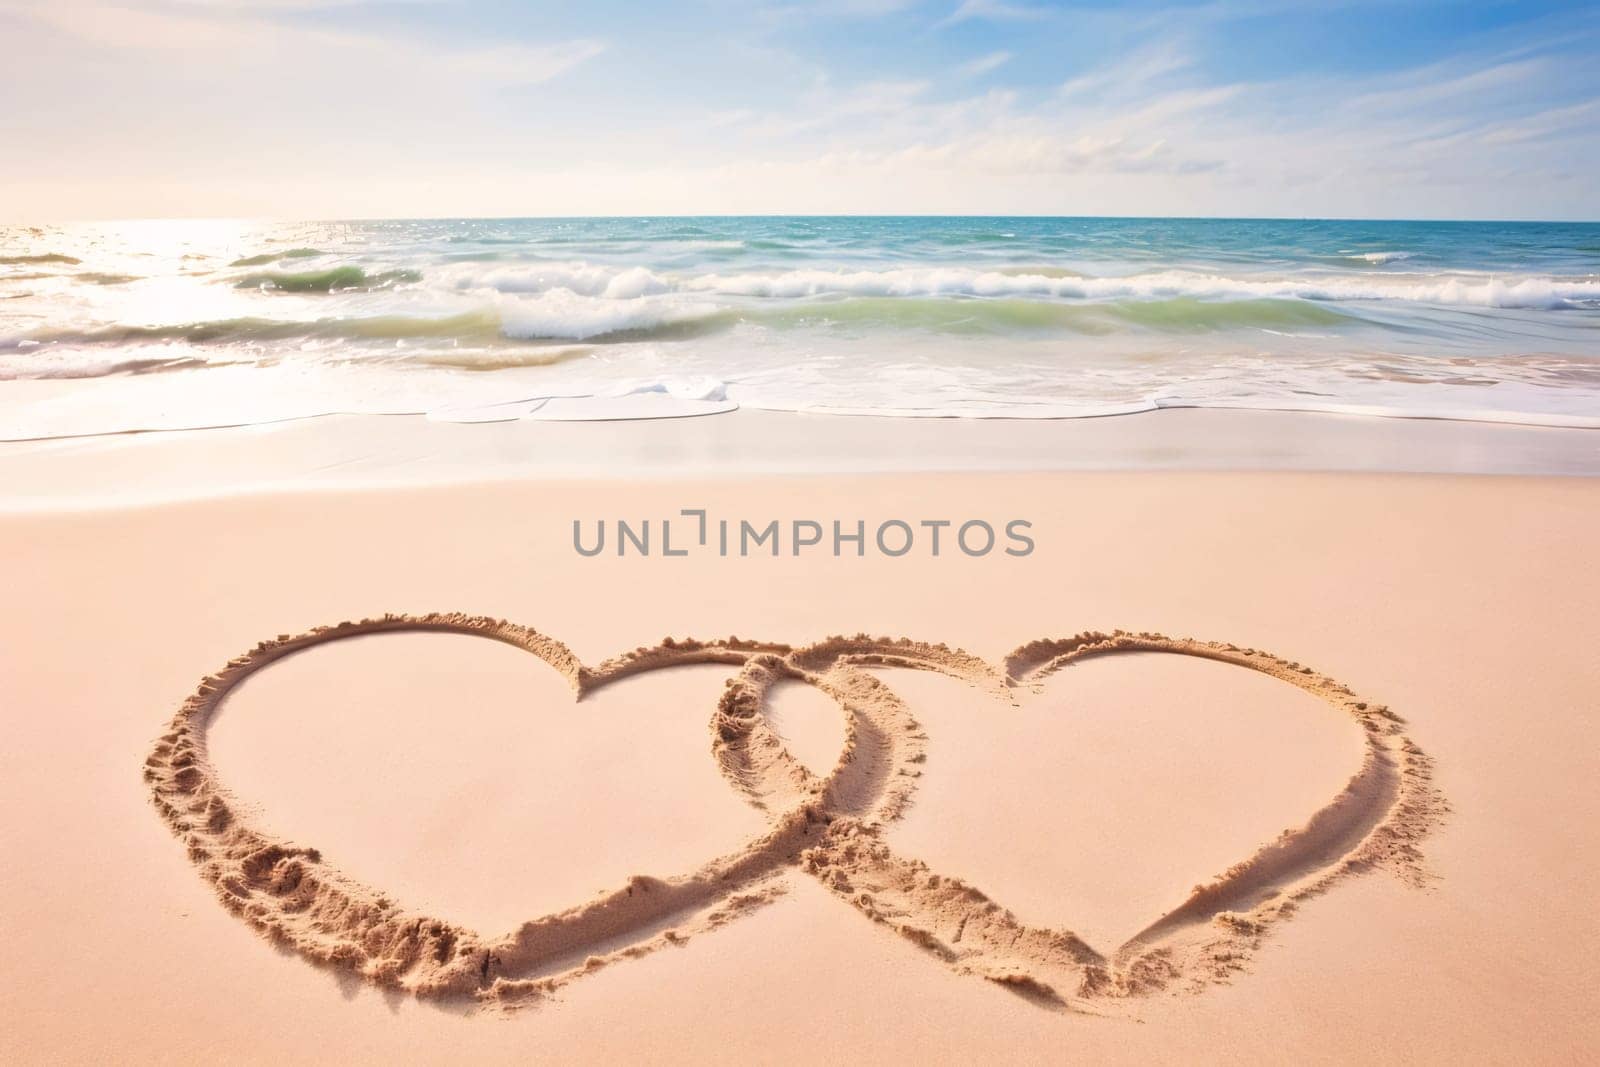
[[7, 212, 1600, 227]]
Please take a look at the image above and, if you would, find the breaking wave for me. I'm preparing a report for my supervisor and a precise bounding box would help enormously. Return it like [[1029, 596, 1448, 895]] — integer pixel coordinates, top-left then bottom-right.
[[445, 262, 1600, 310], [1336, 251, 1414, 265], [1, 296, 1362, 353], [0, 253, 81, 266], [235, 266, 422, 292], [228, 248, 328, 267], [4, 310, 507, 354]]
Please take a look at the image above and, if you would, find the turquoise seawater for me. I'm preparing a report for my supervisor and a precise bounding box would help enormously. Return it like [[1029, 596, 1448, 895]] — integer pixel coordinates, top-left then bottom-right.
[[2, 216, 1598, 436]]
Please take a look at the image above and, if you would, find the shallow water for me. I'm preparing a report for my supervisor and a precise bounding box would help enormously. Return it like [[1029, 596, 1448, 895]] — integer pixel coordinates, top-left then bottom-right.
[[2, 216, 1597, 436]]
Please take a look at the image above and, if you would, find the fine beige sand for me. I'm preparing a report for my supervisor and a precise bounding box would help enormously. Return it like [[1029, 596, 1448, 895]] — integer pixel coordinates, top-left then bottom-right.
[[2, 467, 1598, 1062]]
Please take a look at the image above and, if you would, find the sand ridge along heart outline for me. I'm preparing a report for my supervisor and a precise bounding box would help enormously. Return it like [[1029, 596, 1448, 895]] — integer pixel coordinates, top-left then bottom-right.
[[144, 613, 1443, 1015]]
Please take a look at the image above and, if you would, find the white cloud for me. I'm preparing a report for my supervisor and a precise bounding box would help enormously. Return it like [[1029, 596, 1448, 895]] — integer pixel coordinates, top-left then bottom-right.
[[744, 78, 933, 137], [761, 0, 918, 17], [2, 0, 1595, 219], [176, 0, 441, 8], [934, 0, 1048, 31], [1344, 58, 1549, 116], [959, 50, 1013, 78], [871, 131, 1219, 177], [0, 2, 604, 86], [1473, 97, 1600, 146], [429, 40, 607, 85], [1058, 41, 1194, 101], [0, 2, 241, 48]]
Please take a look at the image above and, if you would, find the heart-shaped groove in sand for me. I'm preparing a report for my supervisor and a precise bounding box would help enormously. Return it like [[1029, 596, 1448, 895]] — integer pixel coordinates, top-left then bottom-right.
[[144, 614, 1444, 1015]]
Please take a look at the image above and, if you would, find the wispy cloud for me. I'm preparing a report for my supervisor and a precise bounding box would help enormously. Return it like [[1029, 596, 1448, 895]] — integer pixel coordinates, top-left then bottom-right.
[[1344, 57, 1550, 116], [2, 0, 1595, 218], [867, 131, 1223, 177], [934, 0, 1049, 31], [667, 7, 1596, 216], [1058, 41, 1194, 101], [428, 40, 608, 85], [1, 1, 604, 85], [959, 50, 1013, 78], [744, 78, 934, 137], [1473, 96, 1600, 146], [761, 0, 918, 18], [174, 0, 442, 8]]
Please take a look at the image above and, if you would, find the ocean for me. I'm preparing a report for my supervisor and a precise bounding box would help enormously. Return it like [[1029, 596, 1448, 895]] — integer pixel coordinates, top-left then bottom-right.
[[2, 215, 1598, 438]]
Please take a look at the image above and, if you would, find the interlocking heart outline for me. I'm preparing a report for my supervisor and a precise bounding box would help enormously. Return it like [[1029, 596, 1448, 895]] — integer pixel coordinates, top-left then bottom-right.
[[145, 613, 1441, 1013]]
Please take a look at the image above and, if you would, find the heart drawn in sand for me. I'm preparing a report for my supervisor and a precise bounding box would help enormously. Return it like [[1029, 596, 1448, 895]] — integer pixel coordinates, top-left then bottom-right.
[[144, 615, 1443, 1014]]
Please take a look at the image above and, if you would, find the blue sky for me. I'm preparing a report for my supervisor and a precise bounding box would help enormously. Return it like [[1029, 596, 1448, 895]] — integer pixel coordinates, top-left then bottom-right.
[[1, 0, 1596, 219]]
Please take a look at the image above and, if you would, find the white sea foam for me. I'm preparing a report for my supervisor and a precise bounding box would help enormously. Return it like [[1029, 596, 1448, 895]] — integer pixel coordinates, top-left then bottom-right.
[[602, 376, 729, 402], [683, 267, 1600, 309], [1342, 251, 1413, 264], [425, 397, 550, 424], [447, 262, 671, 299], [527, 394, 737, 421], [443, 262, 1600, 310], [6, 355, 1599, 441], [496, 288, 722, 340]]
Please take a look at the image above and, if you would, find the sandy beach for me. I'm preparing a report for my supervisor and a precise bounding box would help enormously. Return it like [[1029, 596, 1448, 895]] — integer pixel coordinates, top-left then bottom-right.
[[2, 411, 1596, 1062]]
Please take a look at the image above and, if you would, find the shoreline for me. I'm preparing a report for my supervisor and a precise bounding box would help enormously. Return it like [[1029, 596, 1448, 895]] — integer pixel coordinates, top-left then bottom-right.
[[3, 406, 1598, 511]]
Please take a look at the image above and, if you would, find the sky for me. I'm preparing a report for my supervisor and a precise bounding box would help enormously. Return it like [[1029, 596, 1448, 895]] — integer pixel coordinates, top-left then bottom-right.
[[1, 0, 1597, 220]]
